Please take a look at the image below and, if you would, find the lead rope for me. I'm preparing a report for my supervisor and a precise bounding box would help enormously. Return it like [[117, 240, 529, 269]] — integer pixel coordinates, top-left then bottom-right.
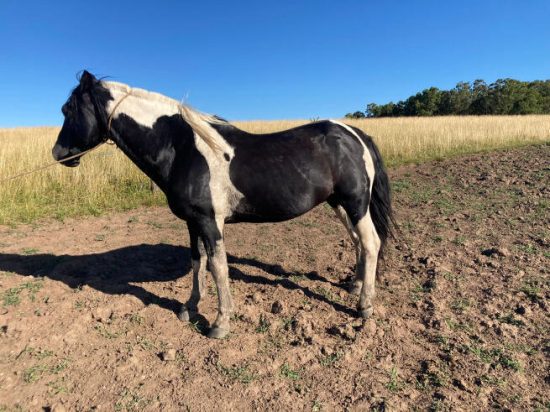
[[0, 90, 132, 184]]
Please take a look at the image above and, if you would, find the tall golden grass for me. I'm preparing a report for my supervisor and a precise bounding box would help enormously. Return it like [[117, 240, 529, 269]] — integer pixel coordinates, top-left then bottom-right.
[[0, 115, 549, 224], [0, 127, 164, 224]]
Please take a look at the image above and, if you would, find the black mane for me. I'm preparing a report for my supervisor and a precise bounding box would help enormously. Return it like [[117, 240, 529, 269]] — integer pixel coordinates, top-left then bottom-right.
[[66, 72, 113, 135]]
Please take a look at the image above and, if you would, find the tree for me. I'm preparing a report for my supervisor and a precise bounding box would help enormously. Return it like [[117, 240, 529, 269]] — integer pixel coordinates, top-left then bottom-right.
[[352, 78, 550, 117], [470, 80, 491, 114], [345, 111, 366, 119], [449, 82, 472, 115]]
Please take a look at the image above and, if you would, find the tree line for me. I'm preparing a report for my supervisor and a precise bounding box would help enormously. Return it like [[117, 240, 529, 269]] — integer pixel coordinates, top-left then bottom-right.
[[345, 79, 550, 118]]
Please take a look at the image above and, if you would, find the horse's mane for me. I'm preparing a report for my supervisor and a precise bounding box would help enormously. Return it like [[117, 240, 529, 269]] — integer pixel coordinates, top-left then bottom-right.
[[103, 81, 228, 154]]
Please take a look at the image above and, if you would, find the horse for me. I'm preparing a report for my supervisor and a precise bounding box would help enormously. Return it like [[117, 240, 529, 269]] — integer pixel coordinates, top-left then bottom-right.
[[52, 71, 393, 339]]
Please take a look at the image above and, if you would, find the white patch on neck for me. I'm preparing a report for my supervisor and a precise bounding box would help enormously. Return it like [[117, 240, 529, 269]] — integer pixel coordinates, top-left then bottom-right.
[[330, 120, 376, 191], [103, 81, 180, 129]]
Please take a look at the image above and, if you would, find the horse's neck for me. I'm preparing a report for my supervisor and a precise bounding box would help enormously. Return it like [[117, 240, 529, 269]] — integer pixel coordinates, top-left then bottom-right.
[[106, 87, 181, 129], [106, 88, 186, 191]]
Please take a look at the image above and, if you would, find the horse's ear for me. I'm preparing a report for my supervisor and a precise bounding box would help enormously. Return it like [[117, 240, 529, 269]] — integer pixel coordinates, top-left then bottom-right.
[[80, 70, 96, 88]]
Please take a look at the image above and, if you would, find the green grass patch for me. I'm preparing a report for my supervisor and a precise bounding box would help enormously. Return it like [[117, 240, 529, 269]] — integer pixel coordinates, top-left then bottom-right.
[[319, 351, 342, 367], [280, 363, 301, 380], [23, 364, 49, 383], [2, 280, 43, 306], [94, 324, 120, 339], [498, 313, 525, 327], [391, 179, 411, 193], [255, 314, 270, 333], [23, 358, 70, 384], [386, 366, 403, 392], [47, 377, 70, 395], [114, 388, 151, 411], [519, 278, 545, 303], [465, 345, 522, 371], [217, 363, 256, 384], [22, 347, 54, 360], [315, 286, 342, 304], [450, 298, 471, 314], [129, 313, 144, 325]]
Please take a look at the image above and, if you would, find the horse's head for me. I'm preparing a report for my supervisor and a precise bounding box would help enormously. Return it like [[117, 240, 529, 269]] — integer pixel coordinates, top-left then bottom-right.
[[52, 70, 112, 166]]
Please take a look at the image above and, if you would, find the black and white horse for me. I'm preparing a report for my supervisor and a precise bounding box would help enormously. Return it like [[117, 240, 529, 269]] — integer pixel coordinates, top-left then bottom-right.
[[52, 71, 392, 338]]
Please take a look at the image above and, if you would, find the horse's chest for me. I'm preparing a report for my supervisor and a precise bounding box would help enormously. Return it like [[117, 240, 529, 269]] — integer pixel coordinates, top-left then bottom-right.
[[167, 172, 242, 221]]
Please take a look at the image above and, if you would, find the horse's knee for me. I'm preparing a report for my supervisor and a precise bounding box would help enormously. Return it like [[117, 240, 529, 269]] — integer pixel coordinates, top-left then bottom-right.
[[349, 279, 363, 295]]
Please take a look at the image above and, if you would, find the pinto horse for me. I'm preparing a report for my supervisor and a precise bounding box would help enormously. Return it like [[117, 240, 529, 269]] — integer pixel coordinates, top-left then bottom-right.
[[52, 71, 392, 338]]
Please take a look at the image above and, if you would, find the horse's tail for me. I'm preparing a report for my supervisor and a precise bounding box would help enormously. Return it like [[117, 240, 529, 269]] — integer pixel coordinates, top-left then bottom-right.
[[354, 129, 394, 252], [369, 139, 393, 252]]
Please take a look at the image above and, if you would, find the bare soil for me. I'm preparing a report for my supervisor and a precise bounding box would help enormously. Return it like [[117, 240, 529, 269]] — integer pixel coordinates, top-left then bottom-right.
[[0, 144, 548, 411]]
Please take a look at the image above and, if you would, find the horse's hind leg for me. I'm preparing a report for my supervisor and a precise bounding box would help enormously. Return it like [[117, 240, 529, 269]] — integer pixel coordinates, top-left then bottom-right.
[[178, 222, 208, 321], [332, 205, 364, 295], [354, 210, 381, 318]]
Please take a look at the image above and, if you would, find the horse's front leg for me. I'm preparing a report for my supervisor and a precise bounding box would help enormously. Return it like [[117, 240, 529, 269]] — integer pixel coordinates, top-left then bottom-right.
[[205, 235, 233, 339], [178, 222, 208, 321], [184, 216, 233, 338]]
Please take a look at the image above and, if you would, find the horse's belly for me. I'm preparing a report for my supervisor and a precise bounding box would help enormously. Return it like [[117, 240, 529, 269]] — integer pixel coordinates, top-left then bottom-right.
[[226, 184, 331, 223]]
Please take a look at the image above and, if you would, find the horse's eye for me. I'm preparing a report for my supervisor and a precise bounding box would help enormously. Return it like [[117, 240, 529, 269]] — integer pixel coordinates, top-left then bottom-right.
[[61, 104, 68, 116]]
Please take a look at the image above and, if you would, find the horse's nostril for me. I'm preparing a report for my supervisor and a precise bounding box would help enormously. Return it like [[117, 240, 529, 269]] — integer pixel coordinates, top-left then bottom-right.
[[52, 146, 60, 161], [52, 145, 68, 161]]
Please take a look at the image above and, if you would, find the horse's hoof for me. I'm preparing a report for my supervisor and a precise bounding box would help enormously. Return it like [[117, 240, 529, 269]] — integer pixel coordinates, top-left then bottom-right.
[[178, 305, 196, 322], [178, 309, 190, 322], [208, 327, 230, 339], [358, 306, 374, 319]]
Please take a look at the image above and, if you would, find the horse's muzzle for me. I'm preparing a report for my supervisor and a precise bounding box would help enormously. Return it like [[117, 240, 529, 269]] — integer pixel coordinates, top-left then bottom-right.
[[52, 145, 81, 167], [61, 158, 81, 167]]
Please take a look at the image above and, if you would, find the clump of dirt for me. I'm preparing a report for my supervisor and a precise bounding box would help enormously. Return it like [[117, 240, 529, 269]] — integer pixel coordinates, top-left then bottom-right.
[[0, 144, 548, 410]]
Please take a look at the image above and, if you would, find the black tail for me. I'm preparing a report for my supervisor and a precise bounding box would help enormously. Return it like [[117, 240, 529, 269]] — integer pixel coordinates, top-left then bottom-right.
[[369, 140, 393, 251], [354, 128, 394, 251]]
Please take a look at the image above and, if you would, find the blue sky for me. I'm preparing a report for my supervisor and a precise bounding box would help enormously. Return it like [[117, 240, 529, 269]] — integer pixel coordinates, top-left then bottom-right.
[[1, 0, 549, 126]]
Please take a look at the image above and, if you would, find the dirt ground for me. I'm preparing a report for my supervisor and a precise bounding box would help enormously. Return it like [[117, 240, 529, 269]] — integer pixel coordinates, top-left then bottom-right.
[[0, 144, 548, 411]]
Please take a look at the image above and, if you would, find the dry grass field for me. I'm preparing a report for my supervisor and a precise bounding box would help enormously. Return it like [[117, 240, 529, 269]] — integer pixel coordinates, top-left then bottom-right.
[[0, 115, 549, 224], [0, 127, 165, 225]]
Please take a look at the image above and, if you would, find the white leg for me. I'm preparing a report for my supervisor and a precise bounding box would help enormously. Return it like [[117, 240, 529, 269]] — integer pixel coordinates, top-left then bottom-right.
[[354, 209, 381, 318], [207, 239, 234, 339]]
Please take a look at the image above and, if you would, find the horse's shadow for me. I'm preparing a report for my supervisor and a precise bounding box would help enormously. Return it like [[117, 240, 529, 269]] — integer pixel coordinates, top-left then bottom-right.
[[0, 244, 356, 320]]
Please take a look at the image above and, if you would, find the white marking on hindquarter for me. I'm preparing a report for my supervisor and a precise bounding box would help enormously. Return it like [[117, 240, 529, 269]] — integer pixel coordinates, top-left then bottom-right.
[[104, 81, 180, 129], [330, 120, 375, 191]]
